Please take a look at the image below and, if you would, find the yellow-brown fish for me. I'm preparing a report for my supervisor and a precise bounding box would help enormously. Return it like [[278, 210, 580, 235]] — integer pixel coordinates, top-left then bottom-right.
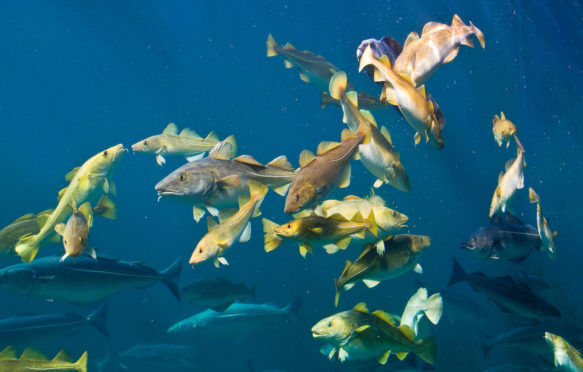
[[545, 332, 583, 372], [54, 201, 95, 262], [489, 138, 526, 217], [0, 209, 54, 257], [492, 112, 517, 148]]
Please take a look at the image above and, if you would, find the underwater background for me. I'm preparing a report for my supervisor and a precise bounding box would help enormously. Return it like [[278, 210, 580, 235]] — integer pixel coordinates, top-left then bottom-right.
[[1, 0, 582, 371]]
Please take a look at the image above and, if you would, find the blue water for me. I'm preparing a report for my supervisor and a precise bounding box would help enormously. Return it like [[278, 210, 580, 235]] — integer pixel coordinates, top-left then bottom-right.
[[1, 1, 582, 371]]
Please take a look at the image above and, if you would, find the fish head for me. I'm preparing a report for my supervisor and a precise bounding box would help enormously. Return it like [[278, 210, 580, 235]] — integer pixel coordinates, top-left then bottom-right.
[[274, 219, 305, 239], [63, 214, 89, 256], [0, 266, 35, 290], [545, 332, 568, 352], [189, 238, 218, 266], [461, 228, 492, 258], [284, 181, 316, 214], [155, 168, 215, 202], [87, 144, 126, 175], [132, 135, 163, 154], [379, 206, 409, 230], [388, 162, 411, 192], [409, 234, 431, 253], [311, 311, 356, 344]]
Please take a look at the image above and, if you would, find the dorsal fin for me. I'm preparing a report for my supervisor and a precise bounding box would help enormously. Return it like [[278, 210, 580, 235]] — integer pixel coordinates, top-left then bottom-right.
[[452, 14, 465, 27], [282, 42, 295, 50], [377, 54, 391, 68], [317, 141, 340, 155], [403, 31, 420, 48], [52, 350, 73, 363], [65, 167, 80, 182], [57, 187, 68, 202], [20, 348, 48, 360], [353, 302, 369, 313], [162, 122, 178, 135], [266, 155, 294, 171], [373, 310, 397, 326], [397, 325, 416, 341], [204, 131, 218, 142], [341, 129, 356, 142], [299, 150, 316, 168], [179, 128, 202, 138], [500, 112, 506, 120], [0, 346, 17, 360], [208, 141, 234, 160], [328, 213, 349, 222], [346, 91, 359, 107], [337, 163, 351, 189], [207, 216, 218, 230], [379, 126, 393, 145], [234, 155, 264, 167], [443, 47, 459, 64], [343, 195, 361, 201], [417, 85, 427, 99], [422, 21, 449, 36]]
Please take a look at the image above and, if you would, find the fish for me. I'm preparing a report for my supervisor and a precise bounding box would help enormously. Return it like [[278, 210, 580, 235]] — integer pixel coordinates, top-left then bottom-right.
[[316, 193, 408, 246], [0, 347, 88, 372], [54, 201, 95, 262], [263, 211, 378, 257], [181, 277, 256, 311], [482, 326, 552, 360], [529, 188, 557, 260], [393, 14, 485, 87], [190, 180, 268, 267], [356, 36, 446, 131], [15, 144, 125, 262], [448, 258, 561, 321], [320, 91, 390, 111], [266, 34, 344, 92], [0, 209, 54, 257], [461, 212, 541, 263], [97, 344, 202, 372], [0, 303, 107, 349], [311, 295, 440, 365], [358, 46, 444, 149], [155, 143, 295, 223], [168, 298, 302, 340], [329, 71, 410, 191], [334, 234, 430, 306], [489, 138, 526, 217], [545, 332, 583, 372], [284, 131, 363, 213], [132, 122, 237, 166], [0, 255, 181, 304], [492, 112, 517, 148]]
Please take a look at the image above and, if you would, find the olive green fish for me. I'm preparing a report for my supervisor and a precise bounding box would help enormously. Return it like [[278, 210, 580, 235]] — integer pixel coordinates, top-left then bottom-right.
[[0, 209, 54, 257], [0, 346, 87, 372], [545, 332, 583, 372]]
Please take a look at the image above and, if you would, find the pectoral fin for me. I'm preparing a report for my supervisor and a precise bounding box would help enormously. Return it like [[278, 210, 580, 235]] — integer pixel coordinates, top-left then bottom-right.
[[54, 223, 65, 237], [239, 222, 252, 243], [362, 279, 380, 288], [413, 263, 423, 274], [193, 206, 206, 222], [337, 164, 351, 189], [156, 154, 166, 166], [414, 132, 421, 145]]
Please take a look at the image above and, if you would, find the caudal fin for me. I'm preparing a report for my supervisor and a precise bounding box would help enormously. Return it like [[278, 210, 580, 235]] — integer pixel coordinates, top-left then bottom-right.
[[329, 71, 347, 100], [73, 351, 88, 372], [88, 303, 109, 336], [262, 218, 283, 252], [400, 288, 443, 335], [470, 21, 486, 48], [448, 258, 468, 286], [320, 92, 337, 108], [416, 337, 436, 365], [266, 34, 279, 57], [284, 297, 302, 316], [94, 194, 117, 220], [161, 259, 182, 301], [334, 279, 342, 307], [15, 235, 40, 262]]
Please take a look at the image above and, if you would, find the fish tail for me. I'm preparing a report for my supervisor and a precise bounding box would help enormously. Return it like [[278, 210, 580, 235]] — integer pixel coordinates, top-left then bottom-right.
[[262, 218, 283, 252], [161, 259, 182, 301], [513, 134, 525, 153], [73, 351, 88, 372], [416, 336, 436, 365], [334, 279, 341, 307], [448, 258, 468, 286], [88, 302, 109, 336], [400, 287, 441, 334], [266, 33, 279, 57], [528, 187, 540, 204], [94, 194, 117, 220], [329, 71, 347, 100], [284, 297, 302, 317], [358, 45, 377, 73], [320, 92, 337, 108], [14, 235, 40, 262], [470, 21, 486, 48]]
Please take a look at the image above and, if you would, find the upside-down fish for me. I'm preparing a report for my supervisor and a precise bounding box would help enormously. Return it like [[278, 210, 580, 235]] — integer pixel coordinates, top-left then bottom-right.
[[329, 71, 410, 191], [489, 138, 526, 217], [529, 188, 557, 260], [334, 234, 430, 306], [393, 14, 485, 87], [190, 181, 268, 267], [284, 130, 363, 213], [358, 46, 443, 149], [54, 201, 94, 262], [156, 143, 295, 222], [132, 122, 236, 166], [15, 144, 124, 262], [492, 112, 517, 148], [263, 211, 377, 257]]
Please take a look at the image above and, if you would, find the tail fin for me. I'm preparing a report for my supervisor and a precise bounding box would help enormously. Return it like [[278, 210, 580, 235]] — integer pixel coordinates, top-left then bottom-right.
[[266, 34, 279, 57], [73, 351, 88, 372], [249, 180, 269, 217], [88, 303, 109, 336], [320, 92, 337, 108], [329, 71, 347, 100], [528, 187, 540, 204], [15, 235, 39, 262], [94, 194, 117, 220], [262, 218, 283, 252], [448, 258, 468, 286], [400, 288, 443, 334], [416, 337, 436, 365], [470, 21, 486, 48], [358, 46, 380, 73], [284, 297, 302, 315], [160, 259, 182, 301], [334, 279, 342, 307]]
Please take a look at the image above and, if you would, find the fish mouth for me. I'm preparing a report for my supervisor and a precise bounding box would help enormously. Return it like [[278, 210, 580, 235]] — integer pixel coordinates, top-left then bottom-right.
[[460, 242, 474, 251], [311, 330, 326, 338]]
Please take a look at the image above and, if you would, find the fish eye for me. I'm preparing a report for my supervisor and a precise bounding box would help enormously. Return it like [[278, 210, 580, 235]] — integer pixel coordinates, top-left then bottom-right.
[[80, 237, 85, 244], [327, 321, 333, 327], [178, 173, 185, 182], [143, 140, 148, 146], [199, 248, 204, 253], [63, 239, 67, 245], [103, 150, 108, 157], [287, 224, 291, 228], [295, 194, 300, 202]]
